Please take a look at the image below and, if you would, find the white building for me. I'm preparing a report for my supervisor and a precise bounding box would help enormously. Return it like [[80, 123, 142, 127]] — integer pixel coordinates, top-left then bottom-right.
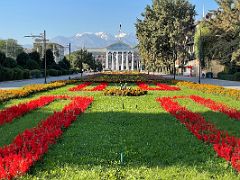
[[33, 40, 65, 63], [88, 41, 141, 71]]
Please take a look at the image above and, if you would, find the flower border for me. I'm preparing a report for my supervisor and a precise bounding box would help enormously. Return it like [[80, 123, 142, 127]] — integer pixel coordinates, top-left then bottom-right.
[[137, 82, 180, 91], [156, 96, 240, 172], [0, 96, 93, 179]]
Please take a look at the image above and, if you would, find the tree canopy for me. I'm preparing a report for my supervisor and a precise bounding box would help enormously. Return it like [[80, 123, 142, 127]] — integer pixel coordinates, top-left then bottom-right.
[[200, 0, 240, 68], [136, 0, 196, 73]]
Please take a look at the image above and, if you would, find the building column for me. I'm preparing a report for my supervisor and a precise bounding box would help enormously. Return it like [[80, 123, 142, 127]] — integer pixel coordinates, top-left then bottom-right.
[[131, 52, 134, 71], [111, 52, 114, 70], [116, 52, 119, 71], [126, 52, 129, 70], [105, 51, 109, 70], [121, 52, 124, 70]]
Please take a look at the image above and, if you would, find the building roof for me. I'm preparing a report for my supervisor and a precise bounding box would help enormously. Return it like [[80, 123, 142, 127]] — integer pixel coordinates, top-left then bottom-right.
[[106, 41, 132, 51]]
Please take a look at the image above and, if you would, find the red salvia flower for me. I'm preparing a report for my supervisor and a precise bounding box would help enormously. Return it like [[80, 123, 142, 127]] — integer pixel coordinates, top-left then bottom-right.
[[0, 96, 93, 179]]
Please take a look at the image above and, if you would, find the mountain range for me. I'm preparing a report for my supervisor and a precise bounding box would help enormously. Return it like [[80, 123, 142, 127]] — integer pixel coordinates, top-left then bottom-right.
[[51, 32, 138, 51]]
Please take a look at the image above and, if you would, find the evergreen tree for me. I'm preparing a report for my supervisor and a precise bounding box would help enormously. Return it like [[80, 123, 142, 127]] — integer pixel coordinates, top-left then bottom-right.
[[16, 52, 30, 67], [29, 51, 41, 65]]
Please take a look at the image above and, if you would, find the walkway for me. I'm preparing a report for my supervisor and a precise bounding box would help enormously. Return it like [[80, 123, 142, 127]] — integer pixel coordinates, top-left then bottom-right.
[[163, 75, 240, 90], [0, 73, 92, 90]]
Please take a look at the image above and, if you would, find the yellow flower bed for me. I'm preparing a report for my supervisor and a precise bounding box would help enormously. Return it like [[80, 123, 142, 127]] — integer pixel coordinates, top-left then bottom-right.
[[177, 81, 240, 100], [0, 81, 72, 103]]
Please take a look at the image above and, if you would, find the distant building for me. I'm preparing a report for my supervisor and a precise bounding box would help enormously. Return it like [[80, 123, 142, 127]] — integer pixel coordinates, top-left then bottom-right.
[[87, 41, 141, 71], [33, 39, 64, 63]]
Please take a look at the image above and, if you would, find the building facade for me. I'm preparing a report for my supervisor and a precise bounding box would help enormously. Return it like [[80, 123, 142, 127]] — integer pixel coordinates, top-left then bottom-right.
[[88, 41, 141, 71], [33, 40, 65, 63]]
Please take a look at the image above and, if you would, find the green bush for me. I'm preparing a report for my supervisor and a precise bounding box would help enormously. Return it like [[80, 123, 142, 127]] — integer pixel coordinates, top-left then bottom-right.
[[12, 68, 24, 80], [2, 57, 17, 68], [206, 72, 213, 78], [0, 66, 14, 81], [26, 59, 40, 70], [23, 69, 30, 79], [233, 72, 240, 81], [48, 69, 60, 76], [217, 72, 234, 81], [30, 69, 42, 78], [61, 69, 68, 75]]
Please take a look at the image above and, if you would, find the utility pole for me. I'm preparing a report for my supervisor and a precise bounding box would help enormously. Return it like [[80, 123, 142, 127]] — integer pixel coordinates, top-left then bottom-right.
[[5, 40, 8, 57], [68, 43, 71, 61], [43, 30, 47, 84], [199, 28, 202, 84], [173, 42, 176, 80], [25, 30, 47, 84]]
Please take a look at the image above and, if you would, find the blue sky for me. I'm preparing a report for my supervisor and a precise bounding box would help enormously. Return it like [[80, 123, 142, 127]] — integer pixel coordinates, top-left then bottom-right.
[[0, 0, 218, 45]]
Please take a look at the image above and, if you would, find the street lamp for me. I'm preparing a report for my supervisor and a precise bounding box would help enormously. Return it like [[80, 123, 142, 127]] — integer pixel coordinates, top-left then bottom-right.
[[25, 30, 47, 84], [64, 43, 71, 61]]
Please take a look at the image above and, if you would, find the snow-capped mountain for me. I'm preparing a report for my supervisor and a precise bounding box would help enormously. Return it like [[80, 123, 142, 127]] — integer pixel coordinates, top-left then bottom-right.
[[51, 32, 137, 51]]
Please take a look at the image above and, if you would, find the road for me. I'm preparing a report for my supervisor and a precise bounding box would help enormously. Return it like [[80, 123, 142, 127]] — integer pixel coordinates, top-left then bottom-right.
[[163, 75, 240, 90], [0, 73, 92, 90]]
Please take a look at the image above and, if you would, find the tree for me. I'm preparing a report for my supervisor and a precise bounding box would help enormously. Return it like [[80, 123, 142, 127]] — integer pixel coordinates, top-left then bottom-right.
[[0, 51, 6, 65], [29, 51, 41, 65], [73, 49, 100, 73], [59, 56, 71, 70], [136, 0, 196, 77], [73, 49, 87, 75], [194, 22, 215, 68], [0, 39, 23, 59], [16, 52, 30, 67], [2, 57, 17, 68], [44, 49, 56, 68], [204, 0, 240, 70]]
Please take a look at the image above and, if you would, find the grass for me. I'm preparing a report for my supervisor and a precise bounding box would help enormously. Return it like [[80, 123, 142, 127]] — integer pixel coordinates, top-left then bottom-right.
[[0, 83, 240, 179]]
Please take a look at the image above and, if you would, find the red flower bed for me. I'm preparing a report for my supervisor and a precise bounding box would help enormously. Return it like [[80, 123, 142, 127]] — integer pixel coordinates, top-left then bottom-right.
[[189, 95, 240, 120], [69, 82, 108, 92], [0, 96, 65, 127], [85, 82, 108, 91], [0, 96, 93, 179], [69, 82, 92, 91], [156, 96, 240, 172], [137, 82, 180, 91]]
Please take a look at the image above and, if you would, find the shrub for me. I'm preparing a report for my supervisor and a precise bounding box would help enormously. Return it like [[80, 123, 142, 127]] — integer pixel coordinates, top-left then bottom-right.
[[12, 68, 24, 80], [30, 69, 42, 78], [0, 67, 14, 81], [23, 69, 30, 79], [16, 52, 29, 67], [2, 57, 17, 68], [206, 72, 213, 78], [0, 52, 6, 65], [233, 72, 240, 81], [217, 72, 234, 81], [104, 88, 147, 96], [26, 59, 40, 70], [48, 69, 60, 76]]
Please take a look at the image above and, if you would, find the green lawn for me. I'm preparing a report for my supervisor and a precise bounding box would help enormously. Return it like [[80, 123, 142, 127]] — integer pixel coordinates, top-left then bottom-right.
[[1, 83, 240, 179]]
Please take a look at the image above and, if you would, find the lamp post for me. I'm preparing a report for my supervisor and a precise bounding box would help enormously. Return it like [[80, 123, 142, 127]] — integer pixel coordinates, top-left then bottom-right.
[[25, 30, 47, 84], [64, 43, 71, 61], [199, 28, 202, 84]]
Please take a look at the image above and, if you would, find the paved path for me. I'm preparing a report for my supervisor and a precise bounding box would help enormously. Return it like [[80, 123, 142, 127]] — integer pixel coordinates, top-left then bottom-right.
[[0, 73, 92, 90], [163, 75, 240, 90]]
